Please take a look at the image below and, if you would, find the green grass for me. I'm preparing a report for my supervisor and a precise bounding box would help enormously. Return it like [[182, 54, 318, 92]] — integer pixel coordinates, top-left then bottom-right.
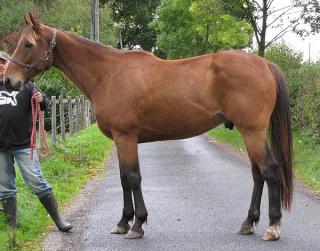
[[293, 132, 320, 191], [208, 127, 246, 152], [0, 124, 113, 251], [208, 127, 320, 192]]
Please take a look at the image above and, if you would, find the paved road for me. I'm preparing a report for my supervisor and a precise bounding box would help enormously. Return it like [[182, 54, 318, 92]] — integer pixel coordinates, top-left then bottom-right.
[[44, 135, 320, 251]]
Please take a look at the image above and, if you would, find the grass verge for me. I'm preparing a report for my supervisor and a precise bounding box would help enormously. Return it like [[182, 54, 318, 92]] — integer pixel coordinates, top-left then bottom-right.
[[208, 127, 320, 192], [0, 124, 113, 251]]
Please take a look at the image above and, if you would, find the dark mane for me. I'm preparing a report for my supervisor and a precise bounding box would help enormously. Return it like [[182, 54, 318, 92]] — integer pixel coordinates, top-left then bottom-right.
[[51, 26, 154, 57]]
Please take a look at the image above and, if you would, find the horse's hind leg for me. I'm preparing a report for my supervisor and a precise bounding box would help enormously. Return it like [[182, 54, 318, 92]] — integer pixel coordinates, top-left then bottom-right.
[[113, 131, 148, 239], [111, 151, 134, 234], [240, 130, 282, 241], [239, 161, 264, 235]]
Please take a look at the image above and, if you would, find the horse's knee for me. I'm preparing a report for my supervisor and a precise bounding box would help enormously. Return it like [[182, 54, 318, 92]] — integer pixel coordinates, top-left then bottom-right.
[[126, 169, 142, 190], [261, 164, 279, 186], [260, 150, 279, 185], [120, 175, 131, 191]]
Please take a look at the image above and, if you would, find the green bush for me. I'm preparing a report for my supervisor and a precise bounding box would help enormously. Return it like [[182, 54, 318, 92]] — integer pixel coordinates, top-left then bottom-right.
[[293, 63, 320, 143], [265, 43, 320, 143], [0, 0, 35, 38]]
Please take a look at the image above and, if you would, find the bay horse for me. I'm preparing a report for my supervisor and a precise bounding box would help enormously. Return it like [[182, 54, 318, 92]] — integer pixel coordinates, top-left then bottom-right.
[[4, 13, 292, 241]]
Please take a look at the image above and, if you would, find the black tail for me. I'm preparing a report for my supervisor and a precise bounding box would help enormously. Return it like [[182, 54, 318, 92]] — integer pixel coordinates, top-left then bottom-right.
[[268, 63, 293, 210]]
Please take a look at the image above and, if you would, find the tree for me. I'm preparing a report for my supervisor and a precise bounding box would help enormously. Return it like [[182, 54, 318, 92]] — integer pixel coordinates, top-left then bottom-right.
[[221, 0, 320, 57], [42, 0, 117, 46], [152, 0, 252, 59], [105, 0, 160, 50]]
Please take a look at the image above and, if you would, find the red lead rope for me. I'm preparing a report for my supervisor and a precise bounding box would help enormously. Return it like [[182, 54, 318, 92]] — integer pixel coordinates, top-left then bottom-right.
[[30, 93, 50, 159]]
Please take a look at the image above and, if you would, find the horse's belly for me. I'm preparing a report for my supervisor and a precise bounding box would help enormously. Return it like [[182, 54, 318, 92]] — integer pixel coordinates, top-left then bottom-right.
[[138, 113, 224, 143]]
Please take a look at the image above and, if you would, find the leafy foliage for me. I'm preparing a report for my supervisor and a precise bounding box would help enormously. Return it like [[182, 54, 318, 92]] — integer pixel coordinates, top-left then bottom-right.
[[106, 0, 160, 50], [152, 0, 252, 59], [265, 42, 303, 99], [0, 0, 34, 38], [265, 43, 320, 143], [41, 0, 117, 46], [221, 0, 320, 56]]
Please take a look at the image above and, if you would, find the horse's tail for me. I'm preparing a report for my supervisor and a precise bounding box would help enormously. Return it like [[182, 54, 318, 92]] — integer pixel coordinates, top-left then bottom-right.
[[268, 63, 293, 210]]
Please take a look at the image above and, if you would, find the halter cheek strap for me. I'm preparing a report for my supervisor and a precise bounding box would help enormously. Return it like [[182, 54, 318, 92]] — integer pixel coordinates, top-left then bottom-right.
[[10, 29, 57, 78]]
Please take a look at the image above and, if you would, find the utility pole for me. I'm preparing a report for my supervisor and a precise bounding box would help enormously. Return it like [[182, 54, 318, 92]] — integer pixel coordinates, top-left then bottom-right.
[[90, 0, 99, 122], [309, 43, 311, 66], [119, 30, 123, 49], [90, 0, 99, 42]]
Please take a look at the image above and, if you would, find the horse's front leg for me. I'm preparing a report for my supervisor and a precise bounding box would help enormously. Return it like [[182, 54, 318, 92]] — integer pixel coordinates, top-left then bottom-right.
[[111, 151, 134, 234], [113, 131, 148, 239]]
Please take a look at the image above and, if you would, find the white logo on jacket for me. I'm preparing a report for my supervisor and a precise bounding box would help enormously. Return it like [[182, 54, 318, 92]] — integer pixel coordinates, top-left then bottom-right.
[[0, 91, 18, 106]]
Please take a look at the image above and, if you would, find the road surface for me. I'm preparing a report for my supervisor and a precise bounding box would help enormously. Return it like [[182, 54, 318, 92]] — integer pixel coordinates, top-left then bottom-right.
[[44, 135, 320, 251]]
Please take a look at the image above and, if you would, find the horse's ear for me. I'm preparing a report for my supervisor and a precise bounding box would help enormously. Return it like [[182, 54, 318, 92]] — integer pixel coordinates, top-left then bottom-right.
[[29, 12, 40, 31], [24, 14, 30, 26]]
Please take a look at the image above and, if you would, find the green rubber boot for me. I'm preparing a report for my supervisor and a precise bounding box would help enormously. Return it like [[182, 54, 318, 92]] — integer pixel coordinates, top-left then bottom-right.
[[39, 193, 73, 232], [1, 197, 17, 228]]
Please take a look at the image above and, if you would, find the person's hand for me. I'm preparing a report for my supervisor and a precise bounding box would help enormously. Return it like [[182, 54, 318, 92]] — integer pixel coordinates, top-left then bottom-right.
[[33, 92, 44, 103]]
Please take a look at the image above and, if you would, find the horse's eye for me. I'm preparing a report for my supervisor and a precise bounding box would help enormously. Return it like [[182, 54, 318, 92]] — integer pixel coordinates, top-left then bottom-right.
[[25, 42, 33, 48]]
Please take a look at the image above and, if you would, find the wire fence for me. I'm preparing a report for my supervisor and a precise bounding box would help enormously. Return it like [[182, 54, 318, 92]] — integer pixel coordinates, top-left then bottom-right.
[[37, 95, 95, 147]]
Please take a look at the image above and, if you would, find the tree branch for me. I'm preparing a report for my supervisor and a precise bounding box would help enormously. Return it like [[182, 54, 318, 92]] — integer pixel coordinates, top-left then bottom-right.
[[272, 5, 294, 14], [252, 0, 263, 11], [267, 0, 275, 9], [250, 16, 261, 44], [265, 23, 294, 47], [267, 6, 295, 28]]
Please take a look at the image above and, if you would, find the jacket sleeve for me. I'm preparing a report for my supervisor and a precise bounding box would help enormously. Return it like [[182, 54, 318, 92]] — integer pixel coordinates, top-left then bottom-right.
[[36, 86, 49, 111], [27, 81, 49, 111]]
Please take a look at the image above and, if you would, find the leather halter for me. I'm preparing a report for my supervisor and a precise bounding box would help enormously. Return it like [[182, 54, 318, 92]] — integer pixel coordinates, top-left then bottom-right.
[[10, 29, 57, 78]]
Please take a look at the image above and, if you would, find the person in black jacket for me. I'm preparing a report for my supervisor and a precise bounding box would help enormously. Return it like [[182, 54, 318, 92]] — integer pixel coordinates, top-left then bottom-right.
[[0, 51, 72, 232]]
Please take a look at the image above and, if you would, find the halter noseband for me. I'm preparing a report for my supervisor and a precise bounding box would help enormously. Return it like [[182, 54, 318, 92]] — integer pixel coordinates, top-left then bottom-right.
[[10, 29, 57, 77]]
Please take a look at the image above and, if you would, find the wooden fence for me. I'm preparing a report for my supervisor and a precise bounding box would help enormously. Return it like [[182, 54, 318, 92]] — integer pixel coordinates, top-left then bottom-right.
[[39, 95, 95, 146]]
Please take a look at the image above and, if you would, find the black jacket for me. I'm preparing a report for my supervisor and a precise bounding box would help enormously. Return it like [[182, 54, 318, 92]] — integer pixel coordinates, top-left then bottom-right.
[[0, 80, 49, 150]]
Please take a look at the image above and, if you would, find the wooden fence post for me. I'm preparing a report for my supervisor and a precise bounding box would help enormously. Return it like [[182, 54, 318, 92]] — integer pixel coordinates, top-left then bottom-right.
[[48, 96, 96, 142], [76, 97, 80, 132], [81, 96, 85, 128], [59, 95, 65, 141], [68, 96, 73, 135], [86, 100, 90, 126], [90, 102, 95, 123], [51, 96, 57, 146]]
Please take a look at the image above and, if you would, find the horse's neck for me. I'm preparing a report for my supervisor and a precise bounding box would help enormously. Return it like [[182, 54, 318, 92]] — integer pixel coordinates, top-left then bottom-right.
[[53, 30, 119, 99]]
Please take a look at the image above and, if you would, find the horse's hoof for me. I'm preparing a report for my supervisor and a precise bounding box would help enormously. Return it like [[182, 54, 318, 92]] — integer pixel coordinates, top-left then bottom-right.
[[238, 224, 254, 235], [262, 225, 281, 241], [125, 229, 144, 239], [111, 225, 129, 234]]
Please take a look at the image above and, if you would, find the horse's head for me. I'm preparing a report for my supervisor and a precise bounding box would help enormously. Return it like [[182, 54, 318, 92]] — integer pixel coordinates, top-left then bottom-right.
[[4, 13, 56, 90]]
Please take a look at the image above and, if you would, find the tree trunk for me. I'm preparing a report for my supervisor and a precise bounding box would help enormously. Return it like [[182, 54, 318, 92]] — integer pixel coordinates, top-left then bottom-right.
[[91, 0, 99, 42], [258, 0, 268, 57], [258, 43, 265, 57]]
